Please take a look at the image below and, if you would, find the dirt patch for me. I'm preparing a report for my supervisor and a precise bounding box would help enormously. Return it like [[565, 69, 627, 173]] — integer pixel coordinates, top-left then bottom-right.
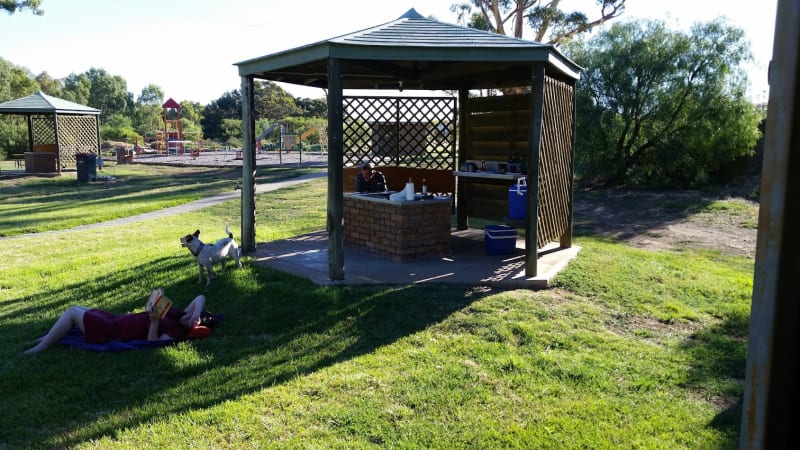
[[573, 180, 760, 258]]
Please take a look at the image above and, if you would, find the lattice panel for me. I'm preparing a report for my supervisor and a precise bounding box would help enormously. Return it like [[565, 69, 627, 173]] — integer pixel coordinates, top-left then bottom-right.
[[536, 76, 575, 248], [57, 115, 99, 167], [31, 116, 56, 146], [343, 96, 456, 169]]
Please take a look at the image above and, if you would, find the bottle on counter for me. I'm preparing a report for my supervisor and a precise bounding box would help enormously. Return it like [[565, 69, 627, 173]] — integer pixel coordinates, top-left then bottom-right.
[[422, 178, 428, 195]]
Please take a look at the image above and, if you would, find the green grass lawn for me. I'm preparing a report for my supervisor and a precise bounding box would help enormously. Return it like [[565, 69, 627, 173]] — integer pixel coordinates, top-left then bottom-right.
[[0, 166, 752, 448]]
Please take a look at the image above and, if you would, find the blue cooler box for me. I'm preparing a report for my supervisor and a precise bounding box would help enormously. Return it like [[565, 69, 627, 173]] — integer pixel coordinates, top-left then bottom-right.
[[484, 225, 517, 255], [508, 184, 527, 219]]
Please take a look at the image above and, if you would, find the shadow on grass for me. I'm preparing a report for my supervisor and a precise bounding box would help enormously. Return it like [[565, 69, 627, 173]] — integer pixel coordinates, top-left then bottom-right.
[[679, 314, 749, 439], [1, 257, 485, 448], [572, 188, 737, 243]]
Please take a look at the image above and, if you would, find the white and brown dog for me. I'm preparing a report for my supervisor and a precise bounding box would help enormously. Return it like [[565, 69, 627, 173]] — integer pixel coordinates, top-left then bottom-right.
[[180, 225, 242, 285]]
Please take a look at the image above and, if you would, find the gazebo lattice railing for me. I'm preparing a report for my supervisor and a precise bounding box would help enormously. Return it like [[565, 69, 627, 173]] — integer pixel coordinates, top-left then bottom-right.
[[31, 114, 100, 168], [343, 96, 456, 170]]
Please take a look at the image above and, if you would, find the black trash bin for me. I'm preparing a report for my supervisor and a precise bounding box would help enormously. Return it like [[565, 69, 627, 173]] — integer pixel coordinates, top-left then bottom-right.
[[76, 153, 97, 182]]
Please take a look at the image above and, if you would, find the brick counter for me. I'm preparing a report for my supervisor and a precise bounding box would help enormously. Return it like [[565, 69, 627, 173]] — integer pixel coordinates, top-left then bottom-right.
[[344, 194, 452, 262]]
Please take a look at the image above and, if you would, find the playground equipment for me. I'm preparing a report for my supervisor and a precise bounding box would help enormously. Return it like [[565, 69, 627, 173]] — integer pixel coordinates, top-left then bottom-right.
[[255, 123, 283, 151], [157, 98, 184, 155], [298, 127, 317, 149], [254, 124, 327, 152], [283, 126, 328, 151]]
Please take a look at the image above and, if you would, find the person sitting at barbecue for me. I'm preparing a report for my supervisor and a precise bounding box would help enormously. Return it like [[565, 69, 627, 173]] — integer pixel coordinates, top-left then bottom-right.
[[355, 162, 388, 193]]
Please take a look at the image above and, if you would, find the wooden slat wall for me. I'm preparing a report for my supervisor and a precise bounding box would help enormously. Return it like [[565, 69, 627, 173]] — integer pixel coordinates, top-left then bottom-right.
[[461, 94, 532, 221], [461, 83, 575, 250], [463, 94, 531, 163], [536, 77, 575, 248]]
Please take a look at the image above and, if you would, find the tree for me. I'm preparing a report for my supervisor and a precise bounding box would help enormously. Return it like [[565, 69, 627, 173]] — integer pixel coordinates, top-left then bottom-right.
[[174, 100, 203, 142], [569, 18, 762, 187], [254, 81, 299, 120], [220, 118, 242, 147], [201, 90, 241, 140], [450, 0, 625, 43], [179, 100, 203, 124], [0, 57, 38, 158], [85, 68, 130, 120], [0, 57, 38, 101], [61, 72, 91, 105], [137, 84, 163, 106], [100, 113, 138, 141], [34, 71, 62, 97], [1, 0, 43, 15], [295, 97, 327, 118]]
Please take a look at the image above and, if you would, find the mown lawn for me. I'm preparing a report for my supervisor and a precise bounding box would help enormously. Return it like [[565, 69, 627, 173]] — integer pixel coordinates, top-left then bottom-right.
[[0, 166, 752, 448]]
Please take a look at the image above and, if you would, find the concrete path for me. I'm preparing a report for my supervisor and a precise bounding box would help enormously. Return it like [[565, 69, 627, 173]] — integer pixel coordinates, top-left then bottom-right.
[[1, 171, 326, 241]]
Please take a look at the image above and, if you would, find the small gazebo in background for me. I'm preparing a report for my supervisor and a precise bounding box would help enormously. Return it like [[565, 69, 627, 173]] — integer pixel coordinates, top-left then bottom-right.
[[0, 91, 101, 173]]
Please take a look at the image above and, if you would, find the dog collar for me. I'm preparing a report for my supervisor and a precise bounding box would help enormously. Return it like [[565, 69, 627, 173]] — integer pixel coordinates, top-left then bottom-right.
[[191, 243, 205, 257]]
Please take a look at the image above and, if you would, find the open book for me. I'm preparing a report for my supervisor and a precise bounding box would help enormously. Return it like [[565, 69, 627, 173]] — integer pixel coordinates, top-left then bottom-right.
[[146, 288, 173, 319]]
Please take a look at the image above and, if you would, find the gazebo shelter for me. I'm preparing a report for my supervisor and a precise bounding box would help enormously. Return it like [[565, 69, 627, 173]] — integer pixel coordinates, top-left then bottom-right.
[[235, 8, 581, 282], [0, 91, 101, 173]]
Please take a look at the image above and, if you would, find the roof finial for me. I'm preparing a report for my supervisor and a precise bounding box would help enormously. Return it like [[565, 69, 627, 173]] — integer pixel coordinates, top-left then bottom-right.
[[399, 8, 424, 19]]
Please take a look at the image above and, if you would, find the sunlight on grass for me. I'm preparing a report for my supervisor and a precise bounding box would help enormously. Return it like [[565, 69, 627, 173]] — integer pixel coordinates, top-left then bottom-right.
[[0, 168, 753, 448]]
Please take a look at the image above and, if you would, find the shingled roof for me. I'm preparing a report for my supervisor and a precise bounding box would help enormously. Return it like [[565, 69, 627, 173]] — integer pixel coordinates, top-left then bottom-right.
[[0, 91, 100, 115], [236, 8, 581, 91]]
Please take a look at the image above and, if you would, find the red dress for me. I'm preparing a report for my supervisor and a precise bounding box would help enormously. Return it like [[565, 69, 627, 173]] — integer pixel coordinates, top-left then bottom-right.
[[83, 307, 189, 343]]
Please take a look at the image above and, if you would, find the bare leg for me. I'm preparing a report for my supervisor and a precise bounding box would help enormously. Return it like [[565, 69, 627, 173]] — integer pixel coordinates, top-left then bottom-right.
[[23, 306, 89, 354]]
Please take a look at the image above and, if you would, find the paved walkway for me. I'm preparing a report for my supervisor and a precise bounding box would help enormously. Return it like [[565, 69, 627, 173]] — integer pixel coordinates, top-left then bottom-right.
[[1, 172, 326, 240]]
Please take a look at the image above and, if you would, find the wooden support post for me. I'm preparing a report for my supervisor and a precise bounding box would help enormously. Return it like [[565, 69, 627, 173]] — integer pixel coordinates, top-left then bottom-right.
[[53, 112, 62, 173], [240, 75, 257, 253], [740, 1, 800, 446], [327, 58, 345, 281], [456, 88, 469, 231]]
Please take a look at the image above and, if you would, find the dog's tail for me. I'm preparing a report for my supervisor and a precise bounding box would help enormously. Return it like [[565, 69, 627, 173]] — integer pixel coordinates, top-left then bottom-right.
[[225, 224, 234, 239]]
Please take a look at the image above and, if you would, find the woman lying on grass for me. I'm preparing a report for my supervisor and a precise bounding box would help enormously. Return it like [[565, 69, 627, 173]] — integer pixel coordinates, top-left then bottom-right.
[[23, 293, 208, 354]]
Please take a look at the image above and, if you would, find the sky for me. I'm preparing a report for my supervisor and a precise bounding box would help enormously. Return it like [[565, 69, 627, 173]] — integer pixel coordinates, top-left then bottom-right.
[[0, 0, 778, 105]]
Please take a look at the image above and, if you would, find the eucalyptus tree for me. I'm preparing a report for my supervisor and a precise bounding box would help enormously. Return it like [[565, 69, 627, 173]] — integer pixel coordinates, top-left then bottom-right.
[[131, 84, 164, 138], [0, 57, 38, 157], [254, 81, 299, 120], [61, 72, 91, 105], [0, 56, 37, 101], [201, 90, 241, 141], [85, 68, 130, 121], [569, 18, 762, 187], [450, 0, 625, 43], [296, 97, 327, 118], [34, 72, 62, 97], [1, 0, 43, 15]]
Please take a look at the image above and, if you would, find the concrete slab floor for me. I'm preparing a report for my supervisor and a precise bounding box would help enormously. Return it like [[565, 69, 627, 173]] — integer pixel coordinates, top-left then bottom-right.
[[250, 228, 580, 289]]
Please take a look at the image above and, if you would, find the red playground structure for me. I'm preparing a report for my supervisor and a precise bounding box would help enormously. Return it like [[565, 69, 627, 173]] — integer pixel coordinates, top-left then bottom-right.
[[158, 98, 184, 155]]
